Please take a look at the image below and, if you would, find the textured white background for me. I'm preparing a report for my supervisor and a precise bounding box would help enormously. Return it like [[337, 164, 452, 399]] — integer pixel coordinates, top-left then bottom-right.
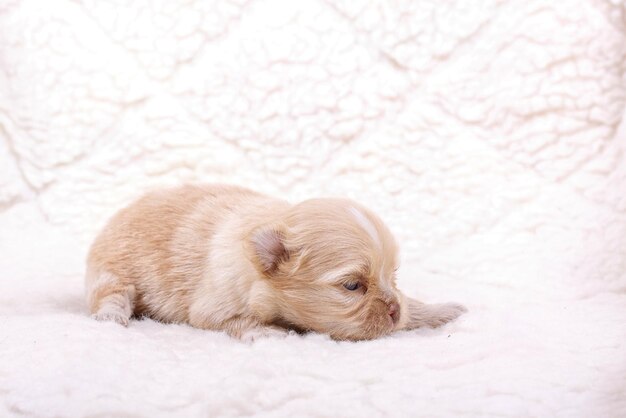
[[1, 0, 625, 417]]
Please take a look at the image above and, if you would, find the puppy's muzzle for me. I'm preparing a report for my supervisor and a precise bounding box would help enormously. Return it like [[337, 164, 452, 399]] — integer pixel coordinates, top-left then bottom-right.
[[388, 301, 400, 325]]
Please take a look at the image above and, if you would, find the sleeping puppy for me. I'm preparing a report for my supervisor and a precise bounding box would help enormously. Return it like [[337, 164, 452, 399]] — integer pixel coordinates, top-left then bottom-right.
[[85, 184, 466, 341]]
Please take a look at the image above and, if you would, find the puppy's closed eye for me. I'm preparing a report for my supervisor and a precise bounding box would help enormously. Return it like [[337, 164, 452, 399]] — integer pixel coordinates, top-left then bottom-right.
[[342, 275, 367, 293], [343, 282, 361, 291]]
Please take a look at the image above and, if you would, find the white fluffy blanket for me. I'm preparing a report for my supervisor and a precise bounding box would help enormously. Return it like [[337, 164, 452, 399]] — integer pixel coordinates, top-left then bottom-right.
[[1, 0, 625, 416]]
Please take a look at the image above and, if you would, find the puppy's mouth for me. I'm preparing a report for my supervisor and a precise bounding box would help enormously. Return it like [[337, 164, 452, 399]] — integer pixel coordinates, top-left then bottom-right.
[[356, 315, 397, 341], [387, 314, 395, 328], [370, 301, 400, 336]]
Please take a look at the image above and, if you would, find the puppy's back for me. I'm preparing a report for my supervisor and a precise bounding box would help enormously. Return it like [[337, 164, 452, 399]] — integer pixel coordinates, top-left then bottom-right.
[[86, 184, 264, 321]]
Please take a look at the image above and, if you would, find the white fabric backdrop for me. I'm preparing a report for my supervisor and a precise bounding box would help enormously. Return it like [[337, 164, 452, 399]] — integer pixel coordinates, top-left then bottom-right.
[[1, 0, 625, 416]]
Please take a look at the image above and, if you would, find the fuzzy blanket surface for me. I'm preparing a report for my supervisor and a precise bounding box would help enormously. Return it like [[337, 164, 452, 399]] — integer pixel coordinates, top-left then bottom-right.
[[1, 0, 625, 416]]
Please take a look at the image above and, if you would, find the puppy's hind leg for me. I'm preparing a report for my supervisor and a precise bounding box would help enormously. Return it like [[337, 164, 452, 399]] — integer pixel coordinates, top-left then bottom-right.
[[86, 271, 136, 327], [403, 297, 466, 330]]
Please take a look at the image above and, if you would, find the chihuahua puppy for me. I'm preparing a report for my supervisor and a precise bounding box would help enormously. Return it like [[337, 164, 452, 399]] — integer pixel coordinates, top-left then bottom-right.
[[85, 184, 465, 341]]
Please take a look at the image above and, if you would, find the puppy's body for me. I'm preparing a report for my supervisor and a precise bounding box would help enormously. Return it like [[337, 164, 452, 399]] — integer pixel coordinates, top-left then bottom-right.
[[86, 184, 465, 341]]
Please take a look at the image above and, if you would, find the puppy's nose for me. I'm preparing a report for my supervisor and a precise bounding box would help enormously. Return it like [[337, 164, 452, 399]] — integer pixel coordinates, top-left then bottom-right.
[[388, 301, 400, 324]]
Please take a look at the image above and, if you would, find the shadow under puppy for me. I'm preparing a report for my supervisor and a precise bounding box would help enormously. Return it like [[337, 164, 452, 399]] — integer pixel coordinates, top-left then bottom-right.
[[86, 184, 466, 342]]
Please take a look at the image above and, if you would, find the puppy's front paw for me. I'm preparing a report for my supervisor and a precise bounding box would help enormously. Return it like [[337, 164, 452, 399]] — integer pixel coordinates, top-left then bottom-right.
[[424, 303, 467, 328], [92, 311, 129, 327], [240, 326, 290, 343], [406, 299, 467, 330]]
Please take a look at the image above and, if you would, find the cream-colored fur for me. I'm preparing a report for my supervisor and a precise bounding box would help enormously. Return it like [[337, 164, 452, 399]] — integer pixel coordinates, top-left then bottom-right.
[[85, 184, 466, 341]]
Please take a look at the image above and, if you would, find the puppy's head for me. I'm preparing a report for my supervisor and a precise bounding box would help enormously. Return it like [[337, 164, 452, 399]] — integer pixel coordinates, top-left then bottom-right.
[[251, 198, 402, 341]]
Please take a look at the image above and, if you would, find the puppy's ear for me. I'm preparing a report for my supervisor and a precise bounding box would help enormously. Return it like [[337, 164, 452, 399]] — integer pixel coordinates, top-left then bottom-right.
[[251, 226, 289, 275]]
